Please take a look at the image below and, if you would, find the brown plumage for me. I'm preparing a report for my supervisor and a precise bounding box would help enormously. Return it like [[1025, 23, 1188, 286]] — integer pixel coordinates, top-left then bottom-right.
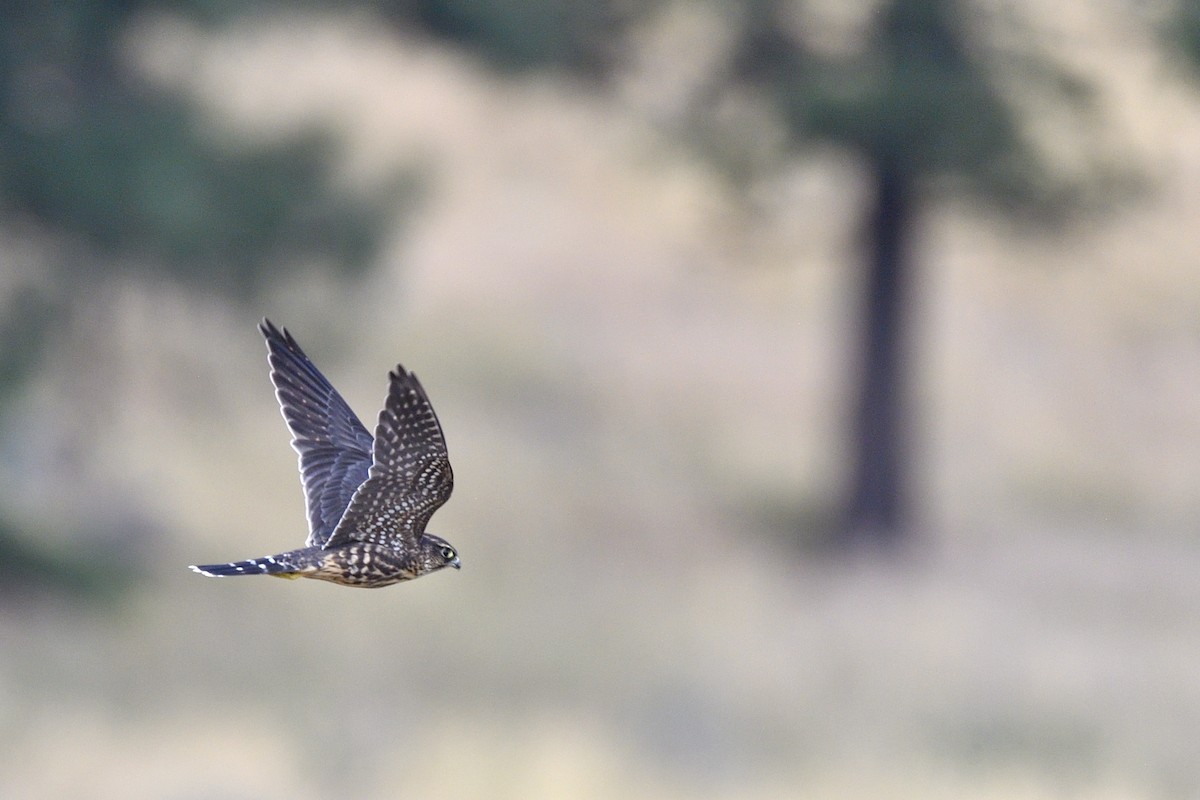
[[189, 319, 459, 588]]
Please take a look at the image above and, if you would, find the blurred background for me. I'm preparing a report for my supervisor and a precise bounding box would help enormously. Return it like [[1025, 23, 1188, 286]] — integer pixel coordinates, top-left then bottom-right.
[[2, 0, 1200, 797]]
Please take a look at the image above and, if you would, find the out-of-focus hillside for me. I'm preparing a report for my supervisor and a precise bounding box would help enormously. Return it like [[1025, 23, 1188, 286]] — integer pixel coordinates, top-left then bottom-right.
[[2, 4, 1200, 798]]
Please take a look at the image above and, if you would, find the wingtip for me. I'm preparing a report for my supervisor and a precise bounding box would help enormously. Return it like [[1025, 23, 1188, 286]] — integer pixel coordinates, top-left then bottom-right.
[[389, 364, 419, 385], [261, 318, 305, 356], [259, 317, 281, 339]]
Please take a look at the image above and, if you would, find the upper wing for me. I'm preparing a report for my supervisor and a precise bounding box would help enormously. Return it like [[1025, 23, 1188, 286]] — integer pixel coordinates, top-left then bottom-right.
[[323, 364, 453, 552], [260, 319, 374, 548]]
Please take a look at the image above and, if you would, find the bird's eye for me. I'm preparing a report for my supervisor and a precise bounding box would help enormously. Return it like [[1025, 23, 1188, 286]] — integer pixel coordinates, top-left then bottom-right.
[[440, 546, 456, 560]]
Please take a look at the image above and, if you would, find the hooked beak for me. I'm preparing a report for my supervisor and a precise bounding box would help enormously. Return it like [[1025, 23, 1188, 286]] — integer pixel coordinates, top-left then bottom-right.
[[450, 557, 461, 570]]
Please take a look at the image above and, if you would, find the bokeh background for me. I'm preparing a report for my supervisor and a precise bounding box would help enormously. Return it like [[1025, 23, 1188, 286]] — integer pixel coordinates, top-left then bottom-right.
[[3, 1, 1200, 797]]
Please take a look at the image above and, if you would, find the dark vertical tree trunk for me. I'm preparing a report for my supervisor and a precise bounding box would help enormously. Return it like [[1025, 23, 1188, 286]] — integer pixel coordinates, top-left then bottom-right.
[[840, 154, 916, 546]]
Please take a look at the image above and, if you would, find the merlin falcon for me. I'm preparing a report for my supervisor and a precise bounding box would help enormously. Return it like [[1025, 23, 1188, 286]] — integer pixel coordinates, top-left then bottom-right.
[[189, 319, 460, 587]]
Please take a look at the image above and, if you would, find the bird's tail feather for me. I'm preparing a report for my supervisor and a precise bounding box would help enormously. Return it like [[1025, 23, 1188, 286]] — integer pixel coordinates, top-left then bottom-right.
[[189, 554, 299, 578]]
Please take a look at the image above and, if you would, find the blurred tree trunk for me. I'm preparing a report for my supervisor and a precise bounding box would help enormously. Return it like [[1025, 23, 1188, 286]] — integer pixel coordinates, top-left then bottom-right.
[[843, 155, 914, 545]]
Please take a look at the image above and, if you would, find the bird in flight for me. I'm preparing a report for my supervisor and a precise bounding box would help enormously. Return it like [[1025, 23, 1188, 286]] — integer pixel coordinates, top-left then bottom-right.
[[190, 319, 459, 587]]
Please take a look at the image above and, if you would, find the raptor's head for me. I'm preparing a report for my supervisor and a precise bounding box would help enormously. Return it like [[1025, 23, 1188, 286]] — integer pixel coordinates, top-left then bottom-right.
[[419, 533, 461, 572]]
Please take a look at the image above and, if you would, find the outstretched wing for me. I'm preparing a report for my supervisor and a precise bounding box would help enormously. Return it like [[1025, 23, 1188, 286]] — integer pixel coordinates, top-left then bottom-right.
[[260, 319, 374, 548], [323, 365, 453, 552]]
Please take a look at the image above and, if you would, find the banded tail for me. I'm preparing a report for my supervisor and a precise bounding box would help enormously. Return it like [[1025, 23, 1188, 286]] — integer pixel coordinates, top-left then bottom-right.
[[189, 553, 303, 579]]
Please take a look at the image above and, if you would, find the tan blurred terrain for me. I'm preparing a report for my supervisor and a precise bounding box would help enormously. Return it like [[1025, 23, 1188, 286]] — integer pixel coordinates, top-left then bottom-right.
[[3, 5, 1200, 798]]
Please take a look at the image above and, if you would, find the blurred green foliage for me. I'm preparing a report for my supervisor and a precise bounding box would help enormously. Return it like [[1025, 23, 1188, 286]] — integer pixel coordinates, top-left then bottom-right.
[[0, 0, 404, 596], [0, 516, 135, 604], [374, 0, 641, 75], [1, 0, 393, 296], [1166, 0, 1200, 77], [723, 0, 1099, 217]]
